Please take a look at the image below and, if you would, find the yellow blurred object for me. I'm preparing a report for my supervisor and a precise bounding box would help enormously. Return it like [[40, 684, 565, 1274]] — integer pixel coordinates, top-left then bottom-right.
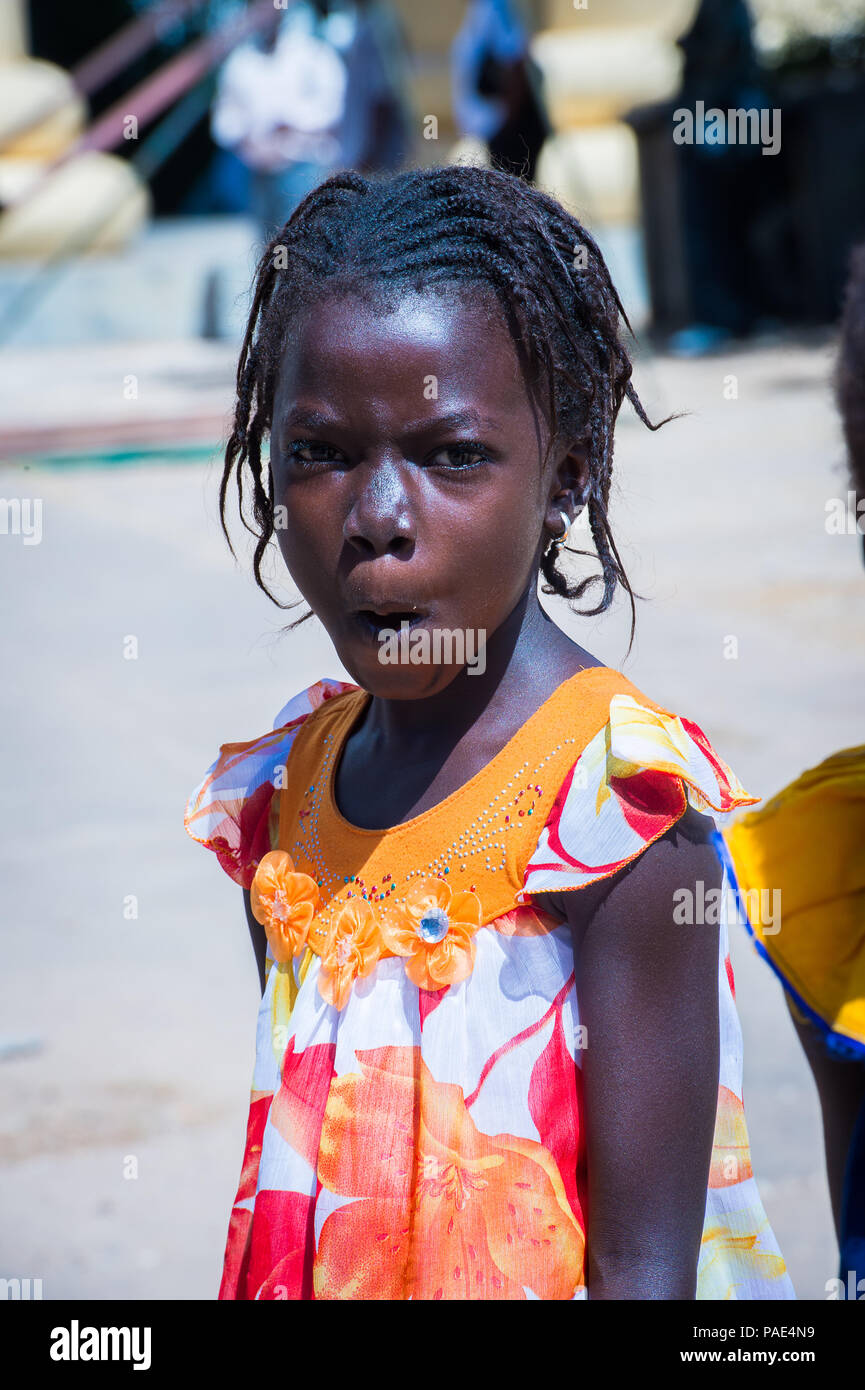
[[0, 0, 27, 61], [532, 25, 684, 129], [536, 124, 639, 224], [725, 747, 865, 1056], [0, 2, 148, 258], [528, 1, 697, 229], [0, 59, 85, 159], [0, 151, 150, 258], [540, 0, 697, 36]]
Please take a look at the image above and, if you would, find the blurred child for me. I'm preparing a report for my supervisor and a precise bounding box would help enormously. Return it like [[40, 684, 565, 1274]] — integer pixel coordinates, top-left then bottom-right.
[[726, 243, 865, 1295]]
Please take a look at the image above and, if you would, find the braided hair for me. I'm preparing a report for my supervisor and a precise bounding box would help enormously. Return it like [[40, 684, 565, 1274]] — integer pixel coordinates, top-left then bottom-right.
[[219, 163, 663, 644], [837, 242, 865, 536]]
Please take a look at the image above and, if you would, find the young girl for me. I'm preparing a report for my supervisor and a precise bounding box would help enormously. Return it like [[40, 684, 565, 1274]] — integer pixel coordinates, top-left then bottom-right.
[[185, 164, 794, 1300]]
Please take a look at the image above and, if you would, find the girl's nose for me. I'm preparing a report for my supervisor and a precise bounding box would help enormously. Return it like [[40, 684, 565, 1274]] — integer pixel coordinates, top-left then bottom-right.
[[343, 458, 416, 558]]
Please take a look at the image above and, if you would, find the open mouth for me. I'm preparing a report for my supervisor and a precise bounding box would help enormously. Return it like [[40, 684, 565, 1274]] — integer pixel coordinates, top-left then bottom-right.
[[352, 609, 427, 638]]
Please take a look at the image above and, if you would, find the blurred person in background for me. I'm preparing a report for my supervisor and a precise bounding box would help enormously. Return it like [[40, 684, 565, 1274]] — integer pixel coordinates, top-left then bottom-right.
[[671, 0, 787, 354], [211, 0, 411, 239], [211, 0, 347, 236], [347, 0, 413, 175], [726, 244, 865, 1297], [451, 0, 550, 182]]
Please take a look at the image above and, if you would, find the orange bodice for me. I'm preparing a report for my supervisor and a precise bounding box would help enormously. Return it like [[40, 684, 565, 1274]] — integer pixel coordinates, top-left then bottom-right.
[[275, 666, 667, 957]]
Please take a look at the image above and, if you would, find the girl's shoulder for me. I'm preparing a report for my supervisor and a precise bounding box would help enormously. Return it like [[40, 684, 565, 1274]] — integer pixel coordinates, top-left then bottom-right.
[[183, 677, 357, 888], [520, 673, 759, 900]]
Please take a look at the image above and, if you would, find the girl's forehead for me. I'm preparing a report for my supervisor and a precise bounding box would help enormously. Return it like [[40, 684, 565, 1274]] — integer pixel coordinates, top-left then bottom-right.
[[275, 287, 524, 400], [287, 284, 505, 350]]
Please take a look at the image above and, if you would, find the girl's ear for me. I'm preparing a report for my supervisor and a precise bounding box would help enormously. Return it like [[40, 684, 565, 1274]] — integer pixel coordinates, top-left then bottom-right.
[[548, 438, 590, 526]]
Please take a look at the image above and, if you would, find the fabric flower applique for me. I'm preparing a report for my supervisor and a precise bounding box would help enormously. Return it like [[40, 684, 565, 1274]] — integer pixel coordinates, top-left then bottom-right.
[[250, 850, 319, 962], [318, 898, 383, 1010], [380, 877, 482, 990]]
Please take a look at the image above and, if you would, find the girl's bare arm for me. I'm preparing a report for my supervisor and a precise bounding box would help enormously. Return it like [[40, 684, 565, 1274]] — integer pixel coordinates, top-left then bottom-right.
[[243, 887, 268, 995], [536, 804, 722, 1299]]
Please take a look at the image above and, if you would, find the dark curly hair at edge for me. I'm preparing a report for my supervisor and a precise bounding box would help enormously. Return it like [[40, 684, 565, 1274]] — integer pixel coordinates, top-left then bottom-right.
[[219, 163, 666, 649], [836, 241, 865, 554]]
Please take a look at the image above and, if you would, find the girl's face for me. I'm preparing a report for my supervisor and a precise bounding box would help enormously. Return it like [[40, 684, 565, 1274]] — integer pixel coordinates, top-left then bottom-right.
[[270, 287, 585, 696]]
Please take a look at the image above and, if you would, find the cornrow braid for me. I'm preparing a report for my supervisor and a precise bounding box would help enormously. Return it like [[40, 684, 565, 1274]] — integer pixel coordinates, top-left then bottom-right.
[[220, 164, 667, 645]]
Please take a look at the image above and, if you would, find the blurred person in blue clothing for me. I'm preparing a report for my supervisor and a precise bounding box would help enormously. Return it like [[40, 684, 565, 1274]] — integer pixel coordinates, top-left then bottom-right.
[[452, 0, 550, 181], [211, 0, 412, 239]]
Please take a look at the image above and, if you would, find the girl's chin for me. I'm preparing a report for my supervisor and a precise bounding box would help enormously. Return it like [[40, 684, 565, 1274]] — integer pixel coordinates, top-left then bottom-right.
[[327, 610, 490, 695], [333, 636, 481, 695], [337, 654, 471, 700]]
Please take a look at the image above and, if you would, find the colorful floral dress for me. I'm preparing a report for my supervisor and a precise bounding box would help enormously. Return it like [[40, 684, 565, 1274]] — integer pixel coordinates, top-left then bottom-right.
[[185, 666, 795, 1300]]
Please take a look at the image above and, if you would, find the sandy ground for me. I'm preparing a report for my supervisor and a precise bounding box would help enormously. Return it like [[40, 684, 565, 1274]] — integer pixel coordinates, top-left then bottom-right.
[[1, 330, 863, 1300]]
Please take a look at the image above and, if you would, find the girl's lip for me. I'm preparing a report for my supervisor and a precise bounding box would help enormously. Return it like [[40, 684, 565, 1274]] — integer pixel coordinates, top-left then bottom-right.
[[350, 609, 429, 639], [349, 600, 427, 615]]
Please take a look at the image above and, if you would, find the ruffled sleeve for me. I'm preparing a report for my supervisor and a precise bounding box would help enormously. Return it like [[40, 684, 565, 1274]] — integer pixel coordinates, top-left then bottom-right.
[[184, 677, 357, 889], [520, 692, 759, 899]]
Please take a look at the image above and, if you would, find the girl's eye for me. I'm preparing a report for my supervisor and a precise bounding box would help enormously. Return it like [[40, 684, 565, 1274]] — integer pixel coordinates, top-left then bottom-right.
[[285, 439, 490, 470], [286, 440, 345, 466], [430, 443, 491, 470]]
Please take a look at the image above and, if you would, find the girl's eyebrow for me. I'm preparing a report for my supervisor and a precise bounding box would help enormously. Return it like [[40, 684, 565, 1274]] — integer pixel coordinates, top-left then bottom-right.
[[282, 407, 339, 430], [404, 409, 502, 436], [280, 406, 503, 436]]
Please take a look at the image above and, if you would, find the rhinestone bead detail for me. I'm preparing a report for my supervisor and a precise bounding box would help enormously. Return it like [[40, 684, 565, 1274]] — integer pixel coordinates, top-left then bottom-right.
[[416, 909, 449, 944], [279, 728, 581, 948]]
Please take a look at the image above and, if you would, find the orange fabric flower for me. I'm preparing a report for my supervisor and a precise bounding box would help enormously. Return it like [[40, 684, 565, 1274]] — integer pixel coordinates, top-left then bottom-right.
[[313, 1046, 584, 1300], [380, 877, 482, 990], [249, 850, 319, 963], [318, 899, 383, 1011]]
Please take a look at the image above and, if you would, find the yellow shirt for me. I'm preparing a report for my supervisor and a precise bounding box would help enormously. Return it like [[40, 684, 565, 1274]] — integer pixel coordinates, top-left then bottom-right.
[[725, 746, 865, 1056]]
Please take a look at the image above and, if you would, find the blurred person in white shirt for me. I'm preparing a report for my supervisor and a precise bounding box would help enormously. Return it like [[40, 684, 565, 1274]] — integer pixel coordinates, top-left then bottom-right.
[[212, 0, 412, 238]]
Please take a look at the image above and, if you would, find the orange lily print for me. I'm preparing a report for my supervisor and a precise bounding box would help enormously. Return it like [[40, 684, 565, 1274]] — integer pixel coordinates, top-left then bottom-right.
[[250, 850, 319, 963], [313, 1046, 585, 1300], [708, 1085, 754, 1188], [380, 877, 482, 990], [698, 1223, 788, 1299], [318, 899, 383, 1011]]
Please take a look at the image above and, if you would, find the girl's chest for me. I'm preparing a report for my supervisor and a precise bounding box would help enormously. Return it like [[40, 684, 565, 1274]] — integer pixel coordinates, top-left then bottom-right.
[[273, 692, 588, 964]]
